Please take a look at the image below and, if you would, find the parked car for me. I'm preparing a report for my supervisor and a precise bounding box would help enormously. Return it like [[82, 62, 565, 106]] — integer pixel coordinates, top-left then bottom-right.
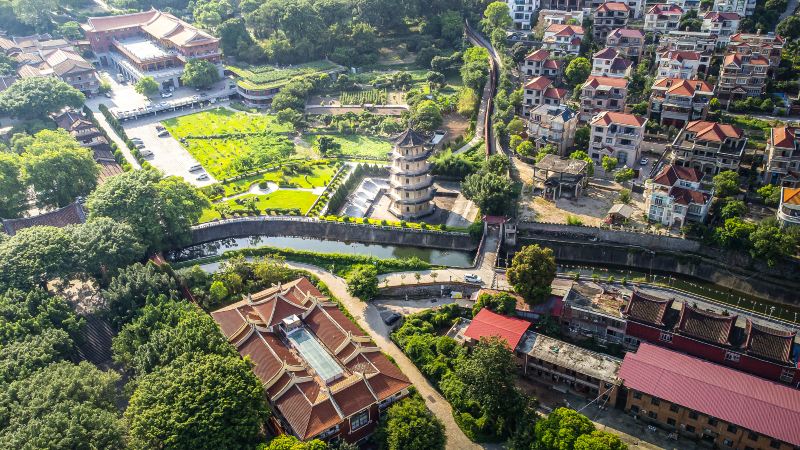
[[382, 312, 401, 326], [196, 174, 209, 181], [155, 124, 166, 131], [189, 164, 203, 172], [160, 92, 173, 98], [157, 130, 169, 137], [139, 149, 153, 157], [104, 92, 112, 98], [135, 142, 145, 149], [640, 158, 648, 166], [464, 274, 482, 284], [130, 137, 143, 144]]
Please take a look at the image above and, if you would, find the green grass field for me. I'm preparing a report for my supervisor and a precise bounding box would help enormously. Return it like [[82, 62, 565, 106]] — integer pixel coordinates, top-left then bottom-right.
[[302, 134, 392, 159], [162, 108, 292, 138], [214, 162, 339, 197], [228, 60, 341, 90], [340, 89, 388, 105], [199, 190, 319, 223]]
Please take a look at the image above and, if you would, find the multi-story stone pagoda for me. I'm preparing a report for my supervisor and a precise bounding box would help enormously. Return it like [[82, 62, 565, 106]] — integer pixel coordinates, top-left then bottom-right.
[[388, 129, 434, 219]]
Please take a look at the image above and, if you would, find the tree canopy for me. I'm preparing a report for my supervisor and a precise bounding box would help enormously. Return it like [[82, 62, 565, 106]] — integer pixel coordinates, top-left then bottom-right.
[[462, 155, 517, 216], [507, 244, 557, 304], [181, 59, 221, 89], [0, 76, 84, 119], [565, 57, 591, 87], [134, 76, 160, 97], [712, 170, 740, 198], [0, 152, 27, 218], [346, 264, 379, 301], [376, 396, 446, 450], [102, 262, 178, 329], [534, 407, 596, 450]]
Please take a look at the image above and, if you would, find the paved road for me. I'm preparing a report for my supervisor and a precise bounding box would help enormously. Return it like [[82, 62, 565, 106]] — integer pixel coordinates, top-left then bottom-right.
[[283, 262, 489, 450], [780, 0, 798, 22]]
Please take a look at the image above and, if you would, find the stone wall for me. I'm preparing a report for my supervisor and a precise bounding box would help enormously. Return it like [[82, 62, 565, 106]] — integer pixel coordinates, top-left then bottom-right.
[[517, 221, 701, 252], [190, 217, 478, 251], [379, 282, 480, 299]]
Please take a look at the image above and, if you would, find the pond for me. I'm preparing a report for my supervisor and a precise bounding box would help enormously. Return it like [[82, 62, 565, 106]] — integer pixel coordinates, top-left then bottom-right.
[[170, 235, 475, 268]]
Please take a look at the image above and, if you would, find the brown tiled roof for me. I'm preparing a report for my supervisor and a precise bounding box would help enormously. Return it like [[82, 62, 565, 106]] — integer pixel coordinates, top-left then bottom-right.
[[526, 49, 550, 61], [648, 3, 683, 15], [608, 28, 644, 39], [623, 291, 673, 326], [782, 187, 800, 206], [583, 75, 628, 89], [745, 320, 796, 363], [525, 76, 554, 90], [652, 164, 703, 186], [677, 304, 736, 345], [669, 186, 710, 206], [771, 127, 798, 149], [594, 47, 620, 59], [597, 1, 630, 12], [704, 11, 741, 21], [590, 111, 645, 127], [546, 24, 584, 36], [2, 202, 87, 236], [686, 120, 743, 142]]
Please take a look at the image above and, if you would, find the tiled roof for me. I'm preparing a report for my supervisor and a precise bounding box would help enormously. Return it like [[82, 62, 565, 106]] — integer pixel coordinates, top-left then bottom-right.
[[686, 120, 743, 142], [546, 24, 584, 36], [619, 343, 800, 447], [669, 186, 710, 206], [623, 290, 673, 326], [608, 28, 644, 39], [211, 278, 410, 441], [393, 128, 427, 147], [594, 47, 620, 59], [652, 164, 702, 186], [782, 187, 800, 206], [703, 11, 741, 21], [583, 75, 628, 88], [652, 78, 714, 96], [648, 3, 684, 15], [597, 1, 630, 12], [590, 111, 645, 127], [542, 59, 562, 69], [83, 9, 217, 46], [1, 202, 87, 236], [745, 320, 796, 364], [525, 49, 550, 61], [464, 308, 531, 349], [543, 87, 567, 100], [770, 126, 798, 149], [524, 75, 554, 90], [84, 9, 160, 32], [661, 50, 701, 62], [610, 57, 632, 71], [677, 304, 736, 345]]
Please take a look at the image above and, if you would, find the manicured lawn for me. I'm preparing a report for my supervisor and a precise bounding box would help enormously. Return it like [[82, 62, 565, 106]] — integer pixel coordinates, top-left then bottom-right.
[[302, 134, 392, 159], [182, 134, 294, 179], [199, 190, 319, 222], [214, 162, 339, 197], [162, 108, 292, 139]]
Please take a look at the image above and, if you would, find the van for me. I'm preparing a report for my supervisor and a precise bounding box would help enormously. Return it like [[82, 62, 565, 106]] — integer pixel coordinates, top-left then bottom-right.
[[189, 164, 203, 172]]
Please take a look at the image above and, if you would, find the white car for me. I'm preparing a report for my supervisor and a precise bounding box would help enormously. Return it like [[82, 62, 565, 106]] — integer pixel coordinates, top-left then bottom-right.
[[464, 274, 482, 284], [196, 174, 209, 181], [160, 92, 173, 98], [640, 158, 649, 166], [189, 164, 203, 172]]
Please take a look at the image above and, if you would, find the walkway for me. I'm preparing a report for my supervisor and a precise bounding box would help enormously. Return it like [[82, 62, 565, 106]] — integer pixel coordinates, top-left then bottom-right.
[[91, 107, 142, 170], [455, 77, 492, 155]]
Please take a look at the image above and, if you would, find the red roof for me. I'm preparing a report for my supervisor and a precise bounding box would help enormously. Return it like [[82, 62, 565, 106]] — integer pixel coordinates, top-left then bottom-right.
[[771, 127, 797, 148], [583, 75, 628, 89], [652, 164, 702, 186], [597, 1, 630, 12], [525, 75, 554, 90], [590, 111, 646, 127], [526, 49, 550, 61], [686, 120, 743, 142], [608, 28, 644, 39], [619, 343, 800, 447], [647, 3, 683, 15], [464, 308, 531, 349], [546, 24, 584, 36]]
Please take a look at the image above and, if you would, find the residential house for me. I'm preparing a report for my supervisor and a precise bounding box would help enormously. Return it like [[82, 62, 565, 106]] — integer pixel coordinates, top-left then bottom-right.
[[523, 76, 568, 115], [644, 4, 684, 34], [53, 109, 123, 182], [82, 9, 222, 91], [537, 0, 592, 11], [701, 12, 741, 46], [521, 49, 564, 79], [588, 111, 647, 165], [605, 28, 645, 62], [670, 120, 747, 175], [665, 0, 701, 9], [718, 52, 769, 104], [579, 75, 628, 121], [713, 0, 757, 16], [621, 291, 800, 386], [560, 287, 638, 349], [535, 9, 586, 35], [656, 50, 707, 79], [211, 278, 412, 444], [591, 47, 633, 78], [763, 126, 800, 186], [542, 24, 584, 55], [507, 0, 539, 30], [620, 343, 800, 450], [727, 31, 784, 68], [527, 103, 578, 155], [593, 2, 631, 42], [778, 187, 800, 226], [644, 164, 711, 226], [658, 30, 718, 54], [648, 78, 714, 127]]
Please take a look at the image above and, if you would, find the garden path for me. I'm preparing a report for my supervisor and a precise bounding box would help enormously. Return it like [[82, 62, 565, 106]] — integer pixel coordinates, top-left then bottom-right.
[[219, 182, 326, 202]]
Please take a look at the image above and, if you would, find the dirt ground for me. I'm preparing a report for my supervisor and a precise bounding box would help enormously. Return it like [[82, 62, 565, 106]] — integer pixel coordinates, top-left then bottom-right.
[[377, 46, 417, 66], [441, 113, 469, 145]]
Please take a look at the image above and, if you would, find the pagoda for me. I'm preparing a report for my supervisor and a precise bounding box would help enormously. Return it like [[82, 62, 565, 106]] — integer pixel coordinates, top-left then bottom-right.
[[388, 128, 434, 219]]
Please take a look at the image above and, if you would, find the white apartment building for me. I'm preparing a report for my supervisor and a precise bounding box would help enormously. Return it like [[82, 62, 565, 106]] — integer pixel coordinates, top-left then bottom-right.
[[644, 4, 684, 34], [527, 104, 579, 156], [656, 50, 705, 79], [713, 0, 756, 16], [659, 30, 718, 54], [523, 76, 568, 115], [593, 2, 631, 42], [535, 9, 586, 34], [522, 49, 564, 79], [701, 12, 741, 46], [579, 76, 628, 121], [588, 111, 647, 165], [507, 0, 540, 30], [542, 24, 585, 55], [591, 47, 633, 78], [648, 78, 714, 127], [606, 28, 645, 62], [645, 164, 712, 227], [666, 0, 701, 10]]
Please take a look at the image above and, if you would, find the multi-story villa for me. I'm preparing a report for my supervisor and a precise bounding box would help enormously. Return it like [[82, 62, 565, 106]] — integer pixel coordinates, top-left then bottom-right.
[[521, 49, 564, 79], [669, 120, 747, 175], [648, 78, 714, 127], [605, 28, 645, 62], [727, 32, 784, 68], [658, 30, 718, 55], [527, 103, 578, 155], [665, 0, 701, 9], [718, 51, 769, 103], [701, 12, 741, 46], [763, 127, 800, 187], [388, 129, 434, 219], [579, 76, 628, 121], [588, 111, 647, 165], [535, 9, 586, 34], [542, 24, 584, 55], [656, 50, 707, 79], [644, 4, 684, 34], [778, 187, 800, 226], [507, 0, 539, 30], [523, 76, 568, 115], [538, 0, 591, 11], [82, 9, 222, 90], [591, 47, 633, 78], [645, 164, 712, 226], [593, 2, 631, 41], [713, 0, 757, 16]]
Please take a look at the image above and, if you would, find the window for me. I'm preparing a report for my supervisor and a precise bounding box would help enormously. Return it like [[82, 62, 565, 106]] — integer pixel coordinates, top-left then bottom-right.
[[780, 369, 795, 383], [708, 417, 718, 426], [631, 405, 640, 413], [667, 418, 676, 426], [686, 425, 696, 433], [770, 440, 780, 449], [651, 397, 660, 406], [350, 409, 370, 431], [689, 411, 699, 420], [633, 392, 642, 400], [670, 404, 680, 413], [748, 432, 758, 441], [659, 332, 673, 342], [647, 411, 657, 419], [725, 351, 740, 362], [727, 424, 738, 433], [723, 439, 734, 447]]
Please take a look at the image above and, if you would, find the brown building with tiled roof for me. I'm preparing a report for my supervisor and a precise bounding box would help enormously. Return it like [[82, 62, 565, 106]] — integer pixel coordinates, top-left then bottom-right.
[[579, 75, 628, 121], [645, 164, 711, 226], [521, 49, 564, 80], [648, 78, 714, 127], [605, 28, 644, 62], [53, 109, 123, 182], [717, 33, 782, 105], [621, 290, 800, 387], [763, 127, 800, 187], [211, 278, 411, 444], [1, 201, 87, 236], [669, 120, 747, 176]]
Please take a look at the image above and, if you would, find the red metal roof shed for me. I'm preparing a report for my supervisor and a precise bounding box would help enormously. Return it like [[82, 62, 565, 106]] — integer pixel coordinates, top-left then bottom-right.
[[464, 308, 531, 349]]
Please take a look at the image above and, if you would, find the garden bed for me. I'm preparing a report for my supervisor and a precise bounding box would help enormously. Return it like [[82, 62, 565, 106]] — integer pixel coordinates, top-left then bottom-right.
[[301, 133, 392, 159], [199, 190, 319, 223]]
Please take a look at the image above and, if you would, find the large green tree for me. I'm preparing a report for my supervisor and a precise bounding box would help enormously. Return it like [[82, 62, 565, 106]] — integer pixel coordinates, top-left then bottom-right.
[[574, 430, 628, 450], [257, 435, 328, 450], [102, 262, 178, 329], [376, 396, 446, 450], [0, 226, 74, 288], [410, 100, 443, 132], [482, 1, 512, 30], [462, 171, 516, 216], [134, 76, 160, 97], [534, 408, 596, 450], [0, 288, 80, 347], [712, 170, 740, 198], [565, 57, 591, 87], [0, 328, 72, 385], [0, 77, 84, 119], [506, 244, 557, 304], [749, 218, 798, 266], [181, 58, 221, 89], [125, 354, 269, 450], [67, 217, 146, 279], [24, 144, 99, 209], [0, 152, 27, 218], [346, 264, 379, 301], [86, 169, 209, 252]]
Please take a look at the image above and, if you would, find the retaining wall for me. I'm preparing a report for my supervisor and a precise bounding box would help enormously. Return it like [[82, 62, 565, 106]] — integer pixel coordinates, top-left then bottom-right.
[[190, 217, 478, 251], [379, 282, 480, 298]]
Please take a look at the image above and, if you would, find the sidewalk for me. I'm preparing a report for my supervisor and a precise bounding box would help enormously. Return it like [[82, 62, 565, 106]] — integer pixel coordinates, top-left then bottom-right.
[[91, 108, 142, 170]]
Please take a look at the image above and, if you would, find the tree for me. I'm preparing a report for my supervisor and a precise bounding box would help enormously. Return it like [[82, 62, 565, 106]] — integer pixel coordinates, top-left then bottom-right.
[[570, 150, 594, 177], [346, 264, 379, 301], [472, 292, 517, 317], [376, 396, 446, 450], [678, 10, 702, 32], [777, 15, 800, 41], [86, 170, 209, 252], [574, 126, 590, 149], [23, 142, 99, 209], [565, 57, 591, 86], [507, 117, 525, 136], [101, 262, 178, 329], [67, 218, 146, 279], [457, 87, 480, 116], [712, 170, 740, 198], [614, 167, 635, 184], [757, 184, 780, 206], [749, 219, 798, 266], [209, 280, 229, 304], [258, 435, 328, 450], [134, 76, 160, 97], [517, 140, 535, 157], [574, 430, 628, 450], [0, 226, 74, 288], [507, 244, 556, 304], [618, 189, 631, 204], [10, 0, 57, 29], [534, 408, 596, 450], [0, 361, 124, 449], [314, 135, 341, 157], [483, 1, 512, 30], [0, 288, 80, 348], [719, 199, 747, 220], [715, 217, 756, 248], [0, 328, 72, 385], [0, 76, 84, 120], [410, 100, 443, 132], [601, 156, 618, 173], [181, 59, 221, 89], [462, 171, 516, 216], [125, 354, 269, 450], [0, 152, 27, 218]]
